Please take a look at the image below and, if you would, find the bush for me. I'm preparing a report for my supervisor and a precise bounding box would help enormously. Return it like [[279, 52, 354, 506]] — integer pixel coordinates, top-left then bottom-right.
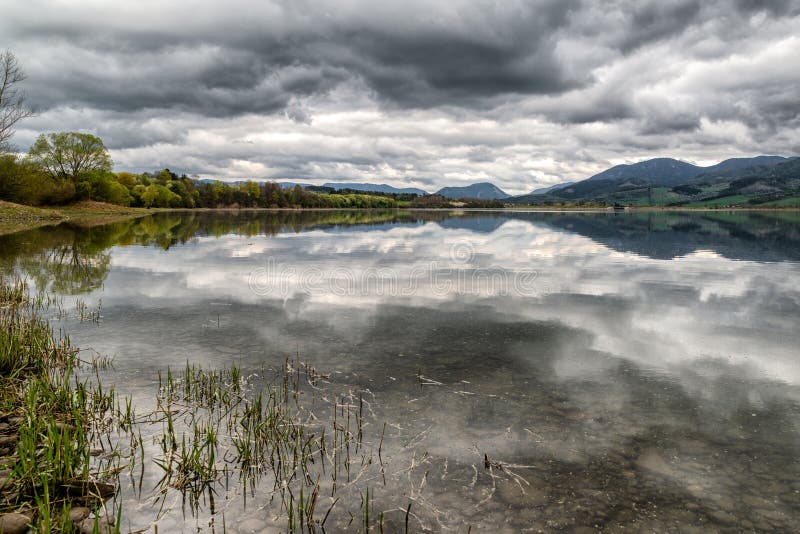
[[0, 155, 74, 205], [83, 170, 133, 206], [140, 184, 182, 208]]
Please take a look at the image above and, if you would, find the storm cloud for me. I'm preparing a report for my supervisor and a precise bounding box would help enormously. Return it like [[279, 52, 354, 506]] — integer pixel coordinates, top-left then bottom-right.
[[2, 0, 799, 193]]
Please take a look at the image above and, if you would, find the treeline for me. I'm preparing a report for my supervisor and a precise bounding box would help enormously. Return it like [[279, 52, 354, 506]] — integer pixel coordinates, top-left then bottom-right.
[[408, 194, 505, 208], [306, 185, 421, 202], [0, 132, 396, 209]]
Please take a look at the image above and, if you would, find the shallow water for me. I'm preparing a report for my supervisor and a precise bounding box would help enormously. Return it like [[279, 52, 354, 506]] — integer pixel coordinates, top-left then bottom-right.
[[2, 210, 800, 532]]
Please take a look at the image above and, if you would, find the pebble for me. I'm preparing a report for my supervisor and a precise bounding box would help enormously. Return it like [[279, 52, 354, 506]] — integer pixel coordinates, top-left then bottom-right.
[[742, 495, 773, 508], [0, 513, 31, 534], [635, 449, 676, 478], [710, 510, 736, 524], [754, 508, 786, 522], [78, 518, 114, 534], [69, 507, 91, 523]]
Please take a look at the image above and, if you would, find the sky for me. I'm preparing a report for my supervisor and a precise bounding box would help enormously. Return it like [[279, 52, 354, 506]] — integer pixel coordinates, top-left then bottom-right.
[[2, 0, 799, 194]]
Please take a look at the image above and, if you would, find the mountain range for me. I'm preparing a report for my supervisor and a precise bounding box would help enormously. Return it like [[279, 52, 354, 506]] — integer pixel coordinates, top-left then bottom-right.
[[322, 182, 429, 195], [508, 155, 799, 207], [202, 154, 798, 207]]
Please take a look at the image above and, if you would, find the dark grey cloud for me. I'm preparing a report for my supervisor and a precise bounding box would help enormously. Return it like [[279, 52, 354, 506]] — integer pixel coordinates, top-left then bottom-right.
[[620, 0, 704, 52], [3, 0, 587, 115], [285, 106, 313, 125]]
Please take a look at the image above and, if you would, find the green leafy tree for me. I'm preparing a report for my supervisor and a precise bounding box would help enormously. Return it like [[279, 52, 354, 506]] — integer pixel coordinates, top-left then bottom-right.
[[27, 132, 112, 182], [84, 170, 133, 206], [140, 184, 182, 207]]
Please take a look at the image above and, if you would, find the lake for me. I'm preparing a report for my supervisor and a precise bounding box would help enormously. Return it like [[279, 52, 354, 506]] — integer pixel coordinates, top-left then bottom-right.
[[2, 209, 799, 532]]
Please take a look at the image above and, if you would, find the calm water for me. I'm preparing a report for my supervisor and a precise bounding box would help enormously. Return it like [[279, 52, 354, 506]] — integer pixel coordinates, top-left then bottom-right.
[[3, 210, 800, 532]]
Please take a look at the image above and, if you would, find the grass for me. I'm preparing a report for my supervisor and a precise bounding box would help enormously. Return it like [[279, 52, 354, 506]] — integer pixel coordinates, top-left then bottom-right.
[[0, 276, 122, 531], [685, 194, 753, 207], [757, 196, 800, 208], [0, 200, 150, 235], [0, 200, 63, 221], [146, 360, 376, 531]]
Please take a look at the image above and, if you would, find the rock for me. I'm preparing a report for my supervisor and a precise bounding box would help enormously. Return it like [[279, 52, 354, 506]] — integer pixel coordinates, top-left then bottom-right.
[[63, 479, 116, 499], [69, 507, 91, 523], [0, 424, 9, 432], [742, 495, 773, 508], [78, 518, 113, 534], [754, 508, 786, 522], [710, 510, 736, 524], [635, 449, 677, 478], [0, 437, 15, 448], [0, 512, 31, 534]]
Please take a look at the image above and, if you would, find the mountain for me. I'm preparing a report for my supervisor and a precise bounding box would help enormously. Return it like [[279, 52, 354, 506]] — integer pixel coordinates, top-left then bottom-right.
[[703, 155, 786, 174], [507, 155, 798, 207], [583, 158, 701, 186], [530, 181, 574, 195], [435, 182, 509, 200], [323, 182, 428, 195], [279, 182, 315, 189]]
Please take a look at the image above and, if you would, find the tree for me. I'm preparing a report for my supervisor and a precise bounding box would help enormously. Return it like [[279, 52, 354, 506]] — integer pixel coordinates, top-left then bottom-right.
[[0, 51, 33, 153], [83, 170, 133, 206], [27, 132, 112, 182], [139, 184, 181, 208]]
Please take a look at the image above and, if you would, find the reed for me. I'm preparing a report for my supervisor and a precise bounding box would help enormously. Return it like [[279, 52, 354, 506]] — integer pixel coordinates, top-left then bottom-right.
[[0, 275, 121, 531]]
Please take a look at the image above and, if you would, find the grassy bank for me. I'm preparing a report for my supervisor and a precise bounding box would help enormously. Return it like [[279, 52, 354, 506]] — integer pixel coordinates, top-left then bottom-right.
[[0, 201, 150, 235], [0, 277, 119, 532]]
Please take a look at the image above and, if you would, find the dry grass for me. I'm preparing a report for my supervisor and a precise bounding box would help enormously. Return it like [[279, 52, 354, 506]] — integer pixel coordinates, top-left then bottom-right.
[[0, 200, 150, 234]]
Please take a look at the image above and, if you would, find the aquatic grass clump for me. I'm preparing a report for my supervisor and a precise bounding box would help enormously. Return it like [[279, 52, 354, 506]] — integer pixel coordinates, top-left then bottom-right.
[[0, 278, 74, 377], [140, 360, 400, 532], [0, 275, 121, 531]]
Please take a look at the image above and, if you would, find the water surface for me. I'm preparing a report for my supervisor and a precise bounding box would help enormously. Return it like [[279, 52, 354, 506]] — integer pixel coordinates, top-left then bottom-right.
[[2, 210, 799, 532]]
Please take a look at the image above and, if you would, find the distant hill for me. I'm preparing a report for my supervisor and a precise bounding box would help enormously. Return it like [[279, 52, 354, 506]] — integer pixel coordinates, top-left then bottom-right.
[[323, 182, 428, 196], [582, 158, 701, 186], [530, 181, 574, 195], [279, 182, 315, 189], [435, 182, 509, 200], [703, 155, 787, 174], [507, 155, 797, 207]]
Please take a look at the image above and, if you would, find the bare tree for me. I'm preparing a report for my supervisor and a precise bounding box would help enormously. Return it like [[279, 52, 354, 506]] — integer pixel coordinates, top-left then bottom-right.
[[0, 51, 34, 153]]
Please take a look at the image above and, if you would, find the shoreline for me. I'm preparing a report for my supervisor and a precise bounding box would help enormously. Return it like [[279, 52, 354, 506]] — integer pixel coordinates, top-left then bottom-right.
[[1, 200, 798, 235], [0, 201, 154, 236]]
